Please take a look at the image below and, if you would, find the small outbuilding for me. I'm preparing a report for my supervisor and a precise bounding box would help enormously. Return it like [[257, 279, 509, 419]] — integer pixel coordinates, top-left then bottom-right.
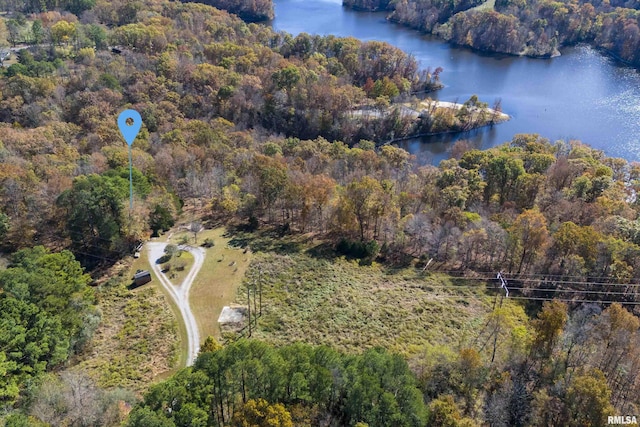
[[218, 305, 247, 333], [132, 270, 152, 287]]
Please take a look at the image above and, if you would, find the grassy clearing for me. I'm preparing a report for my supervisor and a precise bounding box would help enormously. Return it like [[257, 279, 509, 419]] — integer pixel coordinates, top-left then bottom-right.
[[164, 250, 194, 286], [76, 254, 179, 393], [234, 244, 518, 357], [184, 228, 252, 341]]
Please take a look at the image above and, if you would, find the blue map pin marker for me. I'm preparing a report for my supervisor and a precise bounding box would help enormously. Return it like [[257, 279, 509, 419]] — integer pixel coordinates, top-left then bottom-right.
[[118, 109, 142, 146]]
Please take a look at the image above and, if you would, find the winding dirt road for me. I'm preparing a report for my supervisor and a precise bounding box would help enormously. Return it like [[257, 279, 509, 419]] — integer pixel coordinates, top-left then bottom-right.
[[146, 242, 204, 366]]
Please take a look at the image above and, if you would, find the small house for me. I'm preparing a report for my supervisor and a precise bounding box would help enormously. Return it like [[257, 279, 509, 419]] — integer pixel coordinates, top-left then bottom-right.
[[133, 270, 151, 287]]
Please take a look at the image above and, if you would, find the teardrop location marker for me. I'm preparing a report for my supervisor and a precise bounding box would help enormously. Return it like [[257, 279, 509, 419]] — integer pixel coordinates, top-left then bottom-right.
[[117, 109, 142, 146]]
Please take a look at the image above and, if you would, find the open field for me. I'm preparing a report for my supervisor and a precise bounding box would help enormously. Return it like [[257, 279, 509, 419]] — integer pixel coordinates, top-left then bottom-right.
[[76, 254, 180, 393], [232, 240, 526, 357]]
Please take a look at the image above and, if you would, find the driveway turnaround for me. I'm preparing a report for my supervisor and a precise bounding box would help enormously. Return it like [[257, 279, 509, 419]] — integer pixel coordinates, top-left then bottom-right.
[[146, 242, 204, 366]]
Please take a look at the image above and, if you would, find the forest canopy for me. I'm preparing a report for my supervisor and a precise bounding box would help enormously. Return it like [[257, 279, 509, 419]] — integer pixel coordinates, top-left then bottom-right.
[[183, 0, 274, 21], [0, 0, 638, 305], [0, 247, 97, 405]]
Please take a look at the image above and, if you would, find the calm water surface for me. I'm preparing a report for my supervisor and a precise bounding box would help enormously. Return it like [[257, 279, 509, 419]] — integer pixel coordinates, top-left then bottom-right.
[[272, 0, 640, 164]]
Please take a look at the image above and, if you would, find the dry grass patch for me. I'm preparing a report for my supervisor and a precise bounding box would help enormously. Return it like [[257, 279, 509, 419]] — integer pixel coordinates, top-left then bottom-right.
[[234, 250, 519, 357], [76, 255, 179, 393]]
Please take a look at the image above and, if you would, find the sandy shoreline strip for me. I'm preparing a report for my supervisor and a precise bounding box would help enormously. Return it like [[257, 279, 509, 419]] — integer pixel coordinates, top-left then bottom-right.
[[419, 99, 510, 120]]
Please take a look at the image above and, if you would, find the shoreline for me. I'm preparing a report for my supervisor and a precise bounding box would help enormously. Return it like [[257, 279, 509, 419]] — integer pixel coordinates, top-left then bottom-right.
[[349, 97, 510, 145], [417, 99, 510, 121], [345, 4, 637, 67]]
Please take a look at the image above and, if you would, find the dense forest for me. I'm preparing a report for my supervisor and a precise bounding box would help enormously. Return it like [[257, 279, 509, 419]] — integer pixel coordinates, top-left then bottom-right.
[[183, 0, 274, 22], [0, 0, 638, 424], [345, 0, 640, 65], [0, 247, 98, 405], [0, 0, 445, 265]]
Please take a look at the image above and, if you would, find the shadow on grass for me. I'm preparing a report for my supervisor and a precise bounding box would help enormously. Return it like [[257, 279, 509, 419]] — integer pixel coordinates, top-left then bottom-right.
[[225, 226, 305, 255], [305, 242, 338, 260], [127, 281, 145, 290], [156, 254, 171, 264], [221, 225, 419, 269], [380, 252, 415, 269]]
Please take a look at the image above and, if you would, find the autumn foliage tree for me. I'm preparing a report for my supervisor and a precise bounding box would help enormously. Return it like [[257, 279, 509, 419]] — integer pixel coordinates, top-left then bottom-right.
[[509, 209, 550, 274]]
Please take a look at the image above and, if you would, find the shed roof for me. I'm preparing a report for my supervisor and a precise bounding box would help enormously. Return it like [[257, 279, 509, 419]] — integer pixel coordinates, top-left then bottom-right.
[[134, 270, 151, 279]]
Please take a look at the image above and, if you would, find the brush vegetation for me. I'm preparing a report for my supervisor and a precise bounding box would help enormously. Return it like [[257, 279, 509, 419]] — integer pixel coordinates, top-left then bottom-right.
[[237, 250, 503, 355], [76, 263, 179, 392]]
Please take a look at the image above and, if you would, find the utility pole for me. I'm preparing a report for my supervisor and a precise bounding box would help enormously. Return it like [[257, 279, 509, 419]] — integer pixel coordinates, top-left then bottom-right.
[[252, 280, 257, 324], [497, 271, 509, 298], [491, 272, 510, 364], [258, 268, 262, 316], [247, 284, 251, 337]]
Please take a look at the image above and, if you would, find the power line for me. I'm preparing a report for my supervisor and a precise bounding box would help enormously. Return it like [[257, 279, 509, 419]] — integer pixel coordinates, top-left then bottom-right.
[[500, 287, 638, 296], [406, 292, 640, 305], [422, 275, 640, 288], [498, 271, 640, 282], [398, 292, 640, 306], [415, 284, 639, 296], [68, 250, 124, 264], [508, 296, 640, 305], [377, 278, 640, 305], [397, 267, 640, 283], [506, 278, 640, 288]]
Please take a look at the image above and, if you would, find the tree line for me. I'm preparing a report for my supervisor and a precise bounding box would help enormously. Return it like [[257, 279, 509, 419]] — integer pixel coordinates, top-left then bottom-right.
[[126, 300, 640, 426], [184, 0, 274, 22], [127, 340, 427, 426], [0, 0, 637, 304], [0, 247, 98, 406], [0, 0, 637, 424], [206, 133, 640, 307], [345, 0, 640, 66]]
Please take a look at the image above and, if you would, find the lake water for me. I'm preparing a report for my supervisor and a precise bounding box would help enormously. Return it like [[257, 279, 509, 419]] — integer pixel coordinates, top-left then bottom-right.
[[271, 0, 640, 164]]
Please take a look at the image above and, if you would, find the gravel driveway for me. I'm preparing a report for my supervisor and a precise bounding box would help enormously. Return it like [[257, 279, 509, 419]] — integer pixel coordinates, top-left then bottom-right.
[[146, 242, 204, 366]]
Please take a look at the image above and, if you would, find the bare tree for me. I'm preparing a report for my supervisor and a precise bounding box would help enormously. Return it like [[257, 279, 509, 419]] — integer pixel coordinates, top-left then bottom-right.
[[190, 221, 204, 244], [30, 371, 136, 426]]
